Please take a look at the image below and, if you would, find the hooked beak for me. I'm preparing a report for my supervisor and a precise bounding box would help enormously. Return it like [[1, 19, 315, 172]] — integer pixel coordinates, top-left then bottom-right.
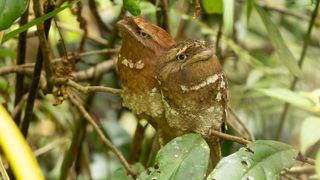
[[180, 49, 213, 69]]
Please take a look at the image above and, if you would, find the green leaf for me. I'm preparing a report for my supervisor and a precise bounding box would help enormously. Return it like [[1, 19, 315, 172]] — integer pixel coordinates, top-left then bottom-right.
[[0, 0, 29, 30], [255, 5, 301, 77], [223, 0, 234, 36], [138, 134, 210, 180], [300, 116, 320, 154], [2, 1, 78, 42], [202, 0, 223, 14], [123, 0, 141, 16], [208, 140, 298, 180], [257, 88, 318, 113], [246, 0, 254, 22]]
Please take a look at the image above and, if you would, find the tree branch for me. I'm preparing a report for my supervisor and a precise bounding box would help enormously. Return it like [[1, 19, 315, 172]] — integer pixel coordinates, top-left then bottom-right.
[[68, 93, 136, 176]]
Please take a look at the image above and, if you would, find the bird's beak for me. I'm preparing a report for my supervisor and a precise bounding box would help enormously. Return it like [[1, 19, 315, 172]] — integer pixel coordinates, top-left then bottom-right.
[[180, 49, 213, 69]]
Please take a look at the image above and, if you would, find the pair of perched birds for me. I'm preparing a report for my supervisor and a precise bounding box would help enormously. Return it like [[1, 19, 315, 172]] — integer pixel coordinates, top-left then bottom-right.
[[116, 16, 228, 166]]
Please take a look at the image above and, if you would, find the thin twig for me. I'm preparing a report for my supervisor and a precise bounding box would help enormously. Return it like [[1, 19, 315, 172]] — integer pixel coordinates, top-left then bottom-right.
[[53, 77, 122, 95], [33, 0, 54, 90], [0, 49, 118, 76], [73, 60, 115, 81], [275, 0, 320, 140], [0, 157, 9, 180], [11, 93, 29, 120], [193, 0, 201, 19], [21, 0, 54, 137], [68, 93, 136, 176], [210, 129, 251, 145], [286, 166, 315, 174]]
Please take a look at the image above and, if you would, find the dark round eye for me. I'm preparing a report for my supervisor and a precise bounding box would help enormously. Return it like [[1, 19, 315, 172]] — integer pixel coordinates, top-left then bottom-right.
[[138, 29, 150, 38], [176, 54, 187, 61]]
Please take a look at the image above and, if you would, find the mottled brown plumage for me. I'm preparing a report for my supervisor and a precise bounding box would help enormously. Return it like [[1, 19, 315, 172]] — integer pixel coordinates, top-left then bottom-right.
[[117, 16, 175, 128], [156, 39, 228, 166]]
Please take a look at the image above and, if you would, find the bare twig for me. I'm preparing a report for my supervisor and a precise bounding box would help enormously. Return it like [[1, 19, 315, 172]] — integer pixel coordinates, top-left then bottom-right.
[[33, 0, 54, 89], [74, 1, 88, 52], [193, 0, 201, 19], [210, 129, 251, 145], [11, 93, 29, 120], [73, 60, 115, 81], [286, 166, 315, 174], [68, 93, 136, 176], [34, 139, 68, 157], [53, 77, 122, 95], [0, 49, 118, 76], [275, 0, 320, 140], [0, 157, 9, 180], [296, 153, 316, 166], [21, 0, 54, 137]]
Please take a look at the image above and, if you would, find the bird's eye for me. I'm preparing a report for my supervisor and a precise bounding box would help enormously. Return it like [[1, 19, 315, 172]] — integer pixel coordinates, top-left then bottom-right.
[[176, 54, 187, 61], [138, 29, 150, 38]]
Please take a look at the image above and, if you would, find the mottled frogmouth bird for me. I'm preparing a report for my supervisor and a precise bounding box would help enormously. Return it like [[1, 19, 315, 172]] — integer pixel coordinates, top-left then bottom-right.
[[117, 16, 175, 129], [156, 39, 228, 166]]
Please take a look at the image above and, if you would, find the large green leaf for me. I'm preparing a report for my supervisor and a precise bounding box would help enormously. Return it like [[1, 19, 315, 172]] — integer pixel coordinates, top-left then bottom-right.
[[123, 0, 141, 16], [138, 134, 210, 180], [0, 0, 29, 30], [255, 6, 301, 77], [257, 88, 319, 113], [202, 0, 223, 14], [208, 140, 298, 180]]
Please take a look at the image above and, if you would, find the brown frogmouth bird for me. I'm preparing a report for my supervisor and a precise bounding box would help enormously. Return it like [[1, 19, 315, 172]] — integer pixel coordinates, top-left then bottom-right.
[[117, 16, 175, 129], [156, 39, 228, 166]]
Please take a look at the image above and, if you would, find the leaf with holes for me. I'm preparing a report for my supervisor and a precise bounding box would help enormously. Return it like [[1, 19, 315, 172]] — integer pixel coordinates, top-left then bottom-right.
[[0, 0, 29, 30], [137, 134, 210, 180], [207, 140, 298, 180]]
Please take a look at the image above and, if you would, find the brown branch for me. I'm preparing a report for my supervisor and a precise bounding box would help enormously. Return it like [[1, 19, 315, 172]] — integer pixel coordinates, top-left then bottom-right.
[[73, 60, 115, 81], [210, 129, 251, 145], [53, 77, 122, 95], [74, 1, 88, 52], [11, 93, 29, 120], [193, 0, 201, 19], [286, 166, 315, 174], [33, 0, 54, 89], [21, 0, 54, 137], [68, 93, 136, 176], [0, 48, 118, 76]]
